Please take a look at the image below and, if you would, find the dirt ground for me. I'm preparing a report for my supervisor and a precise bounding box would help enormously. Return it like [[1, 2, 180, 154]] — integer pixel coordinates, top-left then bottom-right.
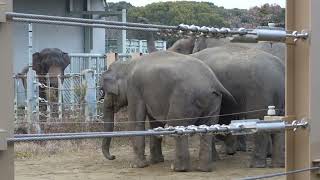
[[14, 137, 285, 180]]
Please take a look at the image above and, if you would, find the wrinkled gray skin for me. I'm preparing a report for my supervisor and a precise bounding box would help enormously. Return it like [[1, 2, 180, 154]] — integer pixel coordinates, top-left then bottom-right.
[[101, 51, 236, 172], [169, 36, 285, 62], [170, 36, 285, 158], [19, 48, 70, 118], [190, 45, 285, 168]]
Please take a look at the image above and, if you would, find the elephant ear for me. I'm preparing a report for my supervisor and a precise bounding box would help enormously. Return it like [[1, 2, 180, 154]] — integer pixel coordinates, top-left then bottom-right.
[[62, 52, 71, 70], [32, 52, 42, 73], [103, 74, 119, 96]]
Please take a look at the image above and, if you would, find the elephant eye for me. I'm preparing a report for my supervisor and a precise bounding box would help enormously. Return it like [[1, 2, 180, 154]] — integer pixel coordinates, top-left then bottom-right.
[[212, 91, 221, 97]]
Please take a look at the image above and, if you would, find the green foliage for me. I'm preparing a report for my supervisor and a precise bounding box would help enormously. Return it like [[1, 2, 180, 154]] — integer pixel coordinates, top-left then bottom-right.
[[106, 1, 285, 46], [128, 1, 227, 27]]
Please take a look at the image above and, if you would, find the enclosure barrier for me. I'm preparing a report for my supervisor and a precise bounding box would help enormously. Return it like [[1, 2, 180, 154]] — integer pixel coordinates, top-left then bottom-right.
[[3, 119, 308, 142], [1, 1, 319, 179], [5, 12, 309, 43]]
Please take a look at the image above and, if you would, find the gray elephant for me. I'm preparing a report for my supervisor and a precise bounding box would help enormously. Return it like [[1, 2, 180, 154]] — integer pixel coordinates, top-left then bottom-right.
[[190, 44, 285, 168], [169, 36, 285, 158], [19, 48, 71, 119], [100, 50, 236, 172], [169, 35, 285, 63]]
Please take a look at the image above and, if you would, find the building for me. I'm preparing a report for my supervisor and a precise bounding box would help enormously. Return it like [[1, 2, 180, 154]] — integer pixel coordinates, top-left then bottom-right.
[[13, 0, 106, 74]]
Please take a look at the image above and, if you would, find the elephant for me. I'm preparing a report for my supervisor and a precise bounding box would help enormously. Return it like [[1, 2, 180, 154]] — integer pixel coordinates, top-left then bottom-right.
[[169, 35, 285, 157], [189, 44, 285, 168], [100, 50, 236, 172], [19, 48, 71, 120], [169, 35, 285, 63]]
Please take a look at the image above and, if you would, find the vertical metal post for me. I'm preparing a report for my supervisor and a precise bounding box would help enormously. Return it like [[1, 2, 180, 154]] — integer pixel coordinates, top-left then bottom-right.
[[122, 9, 127, 55], [0, 0, 14, 179], [83, 70, 97, 121], [14, 77, 18, 122], [58, 75, 63, 121], [26, 23, 40, 133], [46, 73, 51, 120]]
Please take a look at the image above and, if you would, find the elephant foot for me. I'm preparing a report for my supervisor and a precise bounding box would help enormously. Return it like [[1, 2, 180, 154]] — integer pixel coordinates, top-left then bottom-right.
[[212, 152, 220, 161], [197, 162, 213, 172], [150, 155, 164, 164], [249, 159, 267, 168], [226, 146, 236, 155], [130, 159, 149, 168], [171, 161, 191, 172]]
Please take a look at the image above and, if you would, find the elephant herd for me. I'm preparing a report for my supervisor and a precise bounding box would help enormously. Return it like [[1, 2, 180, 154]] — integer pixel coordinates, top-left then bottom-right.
[[100, 36, 285, 171], [18, 32, 285, 172]]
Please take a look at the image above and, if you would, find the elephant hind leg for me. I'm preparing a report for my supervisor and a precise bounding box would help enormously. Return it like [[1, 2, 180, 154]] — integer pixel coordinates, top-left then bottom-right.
[[149, 120, 165, 164], [198, 134, 213, 172], [172, 136, 191, 172]]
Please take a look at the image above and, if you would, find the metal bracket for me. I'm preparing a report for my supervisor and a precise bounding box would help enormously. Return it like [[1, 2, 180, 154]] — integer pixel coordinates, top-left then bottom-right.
[[0, 129, 7, 150], [312, 159, 320, 175], [229, 119, 260, 135]]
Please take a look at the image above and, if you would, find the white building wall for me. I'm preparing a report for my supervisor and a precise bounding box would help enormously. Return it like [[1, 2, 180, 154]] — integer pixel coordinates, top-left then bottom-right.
[[13, 0, 85, 73]]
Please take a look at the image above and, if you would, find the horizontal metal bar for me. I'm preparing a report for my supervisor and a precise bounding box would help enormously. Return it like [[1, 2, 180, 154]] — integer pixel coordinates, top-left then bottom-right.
[[240, 166, 320, 180], [10, 18, 161, 32], [69, 53, 106, 57], [8, 119, 308, 143], [6, 12, 176, 30]]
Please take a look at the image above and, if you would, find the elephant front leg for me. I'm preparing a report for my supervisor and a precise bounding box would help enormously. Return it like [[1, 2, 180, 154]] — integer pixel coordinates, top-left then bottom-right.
[[271, 131, 285, 167], [199, 134, 213, 172], [172, 136, 191, 172], [128, 100, 149, 168]]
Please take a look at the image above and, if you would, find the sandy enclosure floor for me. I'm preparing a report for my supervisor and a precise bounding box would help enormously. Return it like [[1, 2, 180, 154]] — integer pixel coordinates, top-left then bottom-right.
[[14, 138, 285, 180]]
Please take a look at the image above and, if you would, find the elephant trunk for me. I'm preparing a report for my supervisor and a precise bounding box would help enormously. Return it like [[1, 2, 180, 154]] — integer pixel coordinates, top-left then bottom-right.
[[102, 95, 116, 160]]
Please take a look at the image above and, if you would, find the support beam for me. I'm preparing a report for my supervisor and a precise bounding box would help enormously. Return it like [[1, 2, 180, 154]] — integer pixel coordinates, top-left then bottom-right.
[[286, 0, 320, 180], [0, 0, 14, 180], [309, 0, 320, 179]]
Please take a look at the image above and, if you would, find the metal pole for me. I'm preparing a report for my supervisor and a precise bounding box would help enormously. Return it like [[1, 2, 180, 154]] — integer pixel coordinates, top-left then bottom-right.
[[8, 119, 308, 142], [122, 9, 126, 55]]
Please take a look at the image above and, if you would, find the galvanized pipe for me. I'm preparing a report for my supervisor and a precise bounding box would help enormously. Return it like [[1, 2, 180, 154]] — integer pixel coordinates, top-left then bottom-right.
[[6, 12, 176, 30], [9, 119, 308, 143]]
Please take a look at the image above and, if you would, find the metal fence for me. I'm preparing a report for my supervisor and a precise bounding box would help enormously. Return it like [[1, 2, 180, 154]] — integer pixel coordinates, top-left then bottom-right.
[[14, 53, 106, 127]]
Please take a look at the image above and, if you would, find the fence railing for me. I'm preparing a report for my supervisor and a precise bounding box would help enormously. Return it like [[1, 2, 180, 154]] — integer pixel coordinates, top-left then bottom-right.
[[14, 53, 107, 133]]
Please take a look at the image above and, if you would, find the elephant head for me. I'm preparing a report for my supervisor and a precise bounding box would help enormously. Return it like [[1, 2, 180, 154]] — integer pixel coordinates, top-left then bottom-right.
[[20, 48, 71, 88], [100, 60, 130, 160], [168, 36, 196, 54]]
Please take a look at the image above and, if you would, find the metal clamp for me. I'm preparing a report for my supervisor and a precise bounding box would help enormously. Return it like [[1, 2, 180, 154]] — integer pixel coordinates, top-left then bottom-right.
[[0, 129, 7, 150]]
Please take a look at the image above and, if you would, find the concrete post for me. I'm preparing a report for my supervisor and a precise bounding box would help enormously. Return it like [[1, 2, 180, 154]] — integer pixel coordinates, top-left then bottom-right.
[[121, 9, 127, 54], [83, 70, 97, 121], [0, 0, 14, 179]]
